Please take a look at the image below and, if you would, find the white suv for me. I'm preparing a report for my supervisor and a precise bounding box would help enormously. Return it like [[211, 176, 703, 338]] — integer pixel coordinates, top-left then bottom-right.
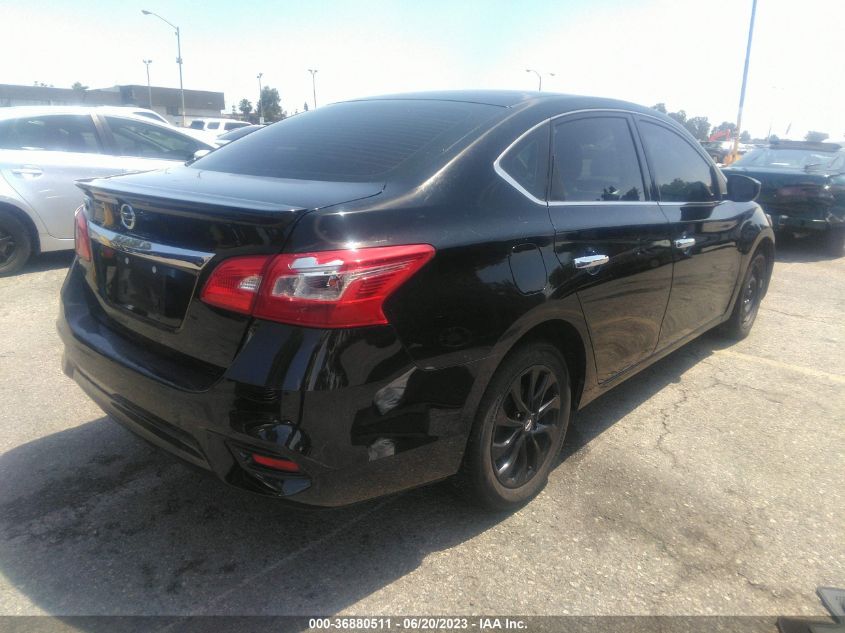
[[188, 118, 251, 143], [0, 106, 214, 275]]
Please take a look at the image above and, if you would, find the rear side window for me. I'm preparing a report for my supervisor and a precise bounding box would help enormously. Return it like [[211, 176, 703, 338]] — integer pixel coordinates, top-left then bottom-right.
[[551, 117, 644, 202], [0, 115, 101, 153], [498, 125, 549, 200], [105, 116, 203, 161], [207, 122, 219, 130], [193, 100, 500, 181], [189, 121, 205, 130], [639, 121, 716, 203]]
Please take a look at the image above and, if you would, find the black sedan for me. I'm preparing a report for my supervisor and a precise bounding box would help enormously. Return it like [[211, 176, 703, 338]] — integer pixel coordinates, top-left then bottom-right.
[[724, 140, 845, 254], [60, 91, 773, 510]]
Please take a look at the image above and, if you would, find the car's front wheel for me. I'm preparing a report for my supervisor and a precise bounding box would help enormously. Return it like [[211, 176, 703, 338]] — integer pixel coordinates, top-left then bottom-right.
[[722, 250, 768, 340], [0, 210, 32, 277], [455, 342, 571, 511]]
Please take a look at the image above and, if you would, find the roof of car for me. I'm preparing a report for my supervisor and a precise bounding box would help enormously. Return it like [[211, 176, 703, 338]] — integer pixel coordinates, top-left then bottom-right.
[[344, 90, 660, 116]]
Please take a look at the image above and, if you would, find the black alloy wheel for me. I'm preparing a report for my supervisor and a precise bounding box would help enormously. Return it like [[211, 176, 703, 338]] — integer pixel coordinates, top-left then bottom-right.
[[740, 255, 765, 328], [455, 342, 571, 511], [722, 251, 767, 340], [0, 211, 32, 277], [491, 365, 563, 488]]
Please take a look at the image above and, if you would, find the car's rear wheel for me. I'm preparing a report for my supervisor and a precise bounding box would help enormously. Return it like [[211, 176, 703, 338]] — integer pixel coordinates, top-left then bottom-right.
[[455, 342, 571, 511], [0, 210, 32, 277], [722, 251, 767, 340]]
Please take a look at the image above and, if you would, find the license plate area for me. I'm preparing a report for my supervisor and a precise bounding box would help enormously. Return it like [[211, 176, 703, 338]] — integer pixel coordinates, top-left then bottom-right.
[[94, 243, 197, 329]]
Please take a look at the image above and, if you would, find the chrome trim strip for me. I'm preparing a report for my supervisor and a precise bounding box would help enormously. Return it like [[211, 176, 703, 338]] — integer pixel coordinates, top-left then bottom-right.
[[87, 220, 214, 271], [493, 107, 668, 207]]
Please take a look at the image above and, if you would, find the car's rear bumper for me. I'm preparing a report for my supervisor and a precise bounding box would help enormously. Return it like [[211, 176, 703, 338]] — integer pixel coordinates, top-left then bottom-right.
[[58, 262, 475, 506], [770, 213, 832, 233]]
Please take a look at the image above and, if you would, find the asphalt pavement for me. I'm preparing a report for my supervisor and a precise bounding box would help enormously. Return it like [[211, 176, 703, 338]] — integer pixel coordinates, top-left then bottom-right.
[[0, 238, 842, 619]]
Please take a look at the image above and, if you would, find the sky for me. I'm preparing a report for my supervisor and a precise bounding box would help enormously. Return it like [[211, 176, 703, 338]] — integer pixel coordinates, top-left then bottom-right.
[[1, 0, 842, 140]]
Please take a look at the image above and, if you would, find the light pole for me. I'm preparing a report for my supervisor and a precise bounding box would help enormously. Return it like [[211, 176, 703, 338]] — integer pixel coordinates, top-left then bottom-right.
[[141, 10, 186, 127], [526, 69, 555, 92], [142, 59, 153, 109], [730, 0, 757, 164], [308, 69, 318, 109], [256, 73, 264, 123]]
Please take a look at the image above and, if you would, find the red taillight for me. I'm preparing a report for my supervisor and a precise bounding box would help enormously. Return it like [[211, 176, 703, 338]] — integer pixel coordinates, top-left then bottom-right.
[[200, 256, 268, 314], [201, 244, 435, 328], [74, 207, 91, 262], [251, 453, 300, 472]]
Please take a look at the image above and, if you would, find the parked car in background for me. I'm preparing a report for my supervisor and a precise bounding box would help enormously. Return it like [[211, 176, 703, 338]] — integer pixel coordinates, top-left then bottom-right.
[[187, 118, 251, 143], [121, 107, 172, 125], [723, 140, 845, 254], [62, 91, 773, 510], [0, 106, 213, 275], [214, 124, 264, 147]]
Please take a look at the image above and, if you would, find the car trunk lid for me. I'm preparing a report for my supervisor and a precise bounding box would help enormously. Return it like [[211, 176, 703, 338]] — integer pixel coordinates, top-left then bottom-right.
[[76, 166, 383, 368]]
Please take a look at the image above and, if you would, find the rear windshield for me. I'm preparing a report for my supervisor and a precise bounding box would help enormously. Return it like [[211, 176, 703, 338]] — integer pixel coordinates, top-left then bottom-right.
[[735, 147, 843, 171], [192, 100, 500, 181]]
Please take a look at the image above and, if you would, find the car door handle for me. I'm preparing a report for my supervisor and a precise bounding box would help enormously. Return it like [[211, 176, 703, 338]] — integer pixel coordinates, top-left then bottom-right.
[[674, 237, 696, 249], [573, 254, 610, 269], [10, 166, 43, 178]]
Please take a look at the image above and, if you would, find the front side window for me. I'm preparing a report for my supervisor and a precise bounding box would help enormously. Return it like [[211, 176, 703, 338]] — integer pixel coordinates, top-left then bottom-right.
[[498, 125, 549, 200], [0, 114, 101, 153], [551, 116, 644, 202], [640, 121, 716, 203], [105, 116, 203, 161]]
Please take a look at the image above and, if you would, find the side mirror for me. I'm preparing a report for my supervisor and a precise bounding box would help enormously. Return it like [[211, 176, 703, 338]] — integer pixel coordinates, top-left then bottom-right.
[[726, 174, 761, 202]]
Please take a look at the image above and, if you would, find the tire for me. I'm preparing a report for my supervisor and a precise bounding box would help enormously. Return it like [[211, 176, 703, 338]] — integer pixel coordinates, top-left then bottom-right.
[[0, 210, 32, 277], [824, 229, 844, 257], [721, 251, 767, 340], [454, 342, 572, 511]]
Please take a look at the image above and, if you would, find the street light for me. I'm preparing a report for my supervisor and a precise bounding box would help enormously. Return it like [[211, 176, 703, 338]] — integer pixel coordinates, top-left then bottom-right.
[[141, 9, 186, 127], [256, 72, 264, 124], [307, 69, 318, 109], [729, 0, 757, 164], [526, 69, 555, 92], [142, 59, 153, 109]]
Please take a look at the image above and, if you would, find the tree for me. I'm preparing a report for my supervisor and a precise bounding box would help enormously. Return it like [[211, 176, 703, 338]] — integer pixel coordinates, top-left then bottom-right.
[[668, 109, 687, 125], [739, 131, 751, 143], [712, 121, 737, 138], [71, 81, 88, 103], [303, 101, 309, 112], [259, 87, 285, 122], [651, 103, 667, 113], [238, 99, 253, 117], [805, 131, 829, 142], [685, 116, 711, 141]]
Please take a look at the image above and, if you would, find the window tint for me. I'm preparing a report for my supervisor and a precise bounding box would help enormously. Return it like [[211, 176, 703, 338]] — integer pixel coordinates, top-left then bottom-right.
[[640, 121, 716, 202], [499, 125, 548, 200], [551, 117, 644, 202], [207, 122, 219, 130], [189, 120, 205, 130], [193, 100, 499, 181], [0, 115, 101, 153], [105, 117, 203, 161]]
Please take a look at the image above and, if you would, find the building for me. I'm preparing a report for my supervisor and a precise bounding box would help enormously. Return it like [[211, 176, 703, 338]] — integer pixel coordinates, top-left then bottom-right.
[[0, 83, 225, 126]]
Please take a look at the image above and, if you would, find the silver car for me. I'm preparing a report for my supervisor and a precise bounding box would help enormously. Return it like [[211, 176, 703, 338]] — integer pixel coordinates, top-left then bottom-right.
[[0, 106, 213, 275]]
